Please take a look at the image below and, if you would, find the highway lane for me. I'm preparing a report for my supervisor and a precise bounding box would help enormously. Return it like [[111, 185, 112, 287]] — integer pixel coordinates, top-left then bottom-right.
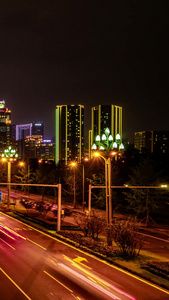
[[140, 231, 169, 258], [0, 212, 169, 300]]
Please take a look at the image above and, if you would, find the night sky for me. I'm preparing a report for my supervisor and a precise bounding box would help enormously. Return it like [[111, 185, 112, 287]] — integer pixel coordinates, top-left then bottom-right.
[[0, 1, 169, 142]]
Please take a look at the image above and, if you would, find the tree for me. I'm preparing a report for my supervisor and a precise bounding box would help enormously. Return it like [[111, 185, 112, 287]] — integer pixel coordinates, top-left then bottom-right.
[[87, 173, 106, 209], [112, 218, 144, 257], [32, 164, 51, 199], [14, 168, 31, 194], [63, 170, 81, 207], [74, 211, 106, 240], [124, 158, 163, 226]]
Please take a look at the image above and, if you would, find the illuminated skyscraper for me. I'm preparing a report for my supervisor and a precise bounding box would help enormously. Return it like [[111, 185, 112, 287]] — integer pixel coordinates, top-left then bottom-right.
[[0, 100, 11, 154], [55, 105, 84, 165], [89, 105, 122, 156], [15, 122, 44, 140]]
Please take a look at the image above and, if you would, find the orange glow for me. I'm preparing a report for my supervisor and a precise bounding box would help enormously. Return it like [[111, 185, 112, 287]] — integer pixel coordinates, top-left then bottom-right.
[[93, 152, 100, 157], [111, 151, 117, 156], [1, 157, 7, 162], [84, 157, 89, 161], [19, 162, 25, 167], [70, 161, 77, 167], [38, 159, 42, 163]]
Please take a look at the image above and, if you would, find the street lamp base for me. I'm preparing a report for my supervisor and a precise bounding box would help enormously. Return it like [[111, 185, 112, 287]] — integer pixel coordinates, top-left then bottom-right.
[[107, 227, 112, 246]]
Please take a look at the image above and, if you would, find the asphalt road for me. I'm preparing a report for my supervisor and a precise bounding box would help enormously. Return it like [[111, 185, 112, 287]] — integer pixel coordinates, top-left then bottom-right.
[[0, 212, 169, 300], [140, 230, 169, 259]]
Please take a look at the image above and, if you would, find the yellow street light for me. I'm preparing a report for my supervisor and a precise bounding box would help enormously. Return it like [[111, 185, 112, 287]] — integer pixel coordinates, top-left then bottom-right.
[[70, 161, 77, 208], [92, 128, 124, 245], [1, 146, 18, 207]]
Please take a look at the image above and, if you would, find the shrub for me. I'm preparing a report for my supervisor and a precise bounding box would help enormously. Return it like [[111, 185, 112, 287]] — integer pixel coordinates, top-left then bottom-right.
[[111, 219, 144, 257], [74, 211, 106, 240], [141, 261, 169, 279]]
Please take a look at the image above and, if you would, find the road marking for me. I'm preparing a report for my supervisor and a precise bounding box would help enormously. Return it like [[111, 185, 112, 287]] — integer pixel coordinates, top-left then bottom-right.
[[0, 229, 15, 240], [73, 256, 92, 269], [27, 238, 46, 250], [43, 270, 73, 293], [0, 238, 16, 250], [58, 263, 121, 300], [139, 232, 169, 243], [0, 268, 31, 299], [1, 211, 169, 296]]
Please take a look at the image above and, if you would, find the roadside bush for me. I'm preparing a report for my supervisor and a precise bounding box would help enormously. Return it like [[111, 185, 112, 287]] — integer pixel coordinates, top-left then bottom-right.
[[141, 261, 169, 279], [59, 231, 120, 257], [20, 199, 34, 211], [112, 219, 144, 257], [74, 211, 106, 240]]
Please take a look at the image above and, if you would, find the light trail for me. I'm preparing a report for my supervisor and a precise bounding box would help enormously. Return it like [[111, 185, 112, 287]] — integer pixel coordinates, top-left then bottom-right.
[[43, 270, 73, 293], [0, 224, 26, 240], [0, 229, 15, 240], [58, 262, 121, 300], [27, 238, 47, 250], [1, 211, 169, 296], [63, 255, 136, 300], [0, 238, 16, 250]]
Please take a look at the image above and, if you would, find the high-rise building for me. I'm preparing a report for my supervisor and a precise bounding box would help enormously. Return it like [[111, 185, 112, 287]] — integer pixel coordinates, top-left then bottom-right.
[[134, 130, 169, 155], [55, 105, 84, 165], [89, 105, 122, 156], [32, 122, 44, 138], [15, 122, 44, 140], [0, 100, 11, 154], [153, 131, 169, 155], [15, 122, 44, 158], [24, 135, 43, 158], [134, 131, 153, 153]]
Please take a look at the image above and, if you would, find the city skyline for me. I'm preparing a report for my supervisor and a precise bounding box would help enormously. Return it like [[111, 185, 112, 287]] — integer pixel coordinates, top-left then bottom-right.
[[0, 1, 169, 142]]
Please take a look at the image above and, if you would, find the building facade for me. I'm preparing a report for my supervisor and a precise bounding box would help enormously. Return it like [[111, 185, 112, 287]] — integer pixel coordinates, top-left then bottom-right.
[[134, 130, 169, 155], [0, 100, 12, 154], [134, 131, 153, 153], [55, 105, 84, 165], [16, 122, 44, 141], [89, 105, 122, 156]]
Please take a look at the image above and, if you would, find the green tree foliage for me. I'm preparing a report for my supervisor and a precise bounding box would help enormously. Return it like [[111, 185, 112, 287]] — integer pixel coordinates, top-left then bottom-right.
[[124, 158, 164, 226]]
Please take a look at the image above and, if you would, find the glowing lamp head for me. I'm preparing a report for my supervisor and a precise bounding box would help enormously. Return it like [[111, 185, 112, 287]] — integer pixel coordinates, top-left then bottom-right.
[[93, 152, 100, 157], [100, 146, 105, 150], [1, 157, 7, 162], [108, 135, 113, 141], [119, 143, 124, 150], [102, 134, 106, 141], [105, 128, 110, 134], [95, 135, 101, 142], [113, 142, 118, 149], [116, 134, 121, 141], [70, 162, 77, 167], [19, 162, 24, 167], [92, 143, 97, 150]]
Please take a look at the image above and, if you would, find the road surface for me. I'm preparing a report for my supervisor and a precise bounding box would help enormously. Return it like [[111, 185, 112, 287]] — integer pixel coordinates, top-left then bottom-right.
[[0, 212, 169, 300]]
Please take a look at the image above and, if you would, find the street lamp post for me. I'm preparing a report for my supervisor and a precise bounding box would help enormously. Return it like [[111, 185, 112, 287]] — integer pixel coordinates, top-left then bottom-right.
[[70, 162, 77, 208], [1, 146, 18, 207], [19, 161, 30, 195], [92, 128, 124, 245]]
